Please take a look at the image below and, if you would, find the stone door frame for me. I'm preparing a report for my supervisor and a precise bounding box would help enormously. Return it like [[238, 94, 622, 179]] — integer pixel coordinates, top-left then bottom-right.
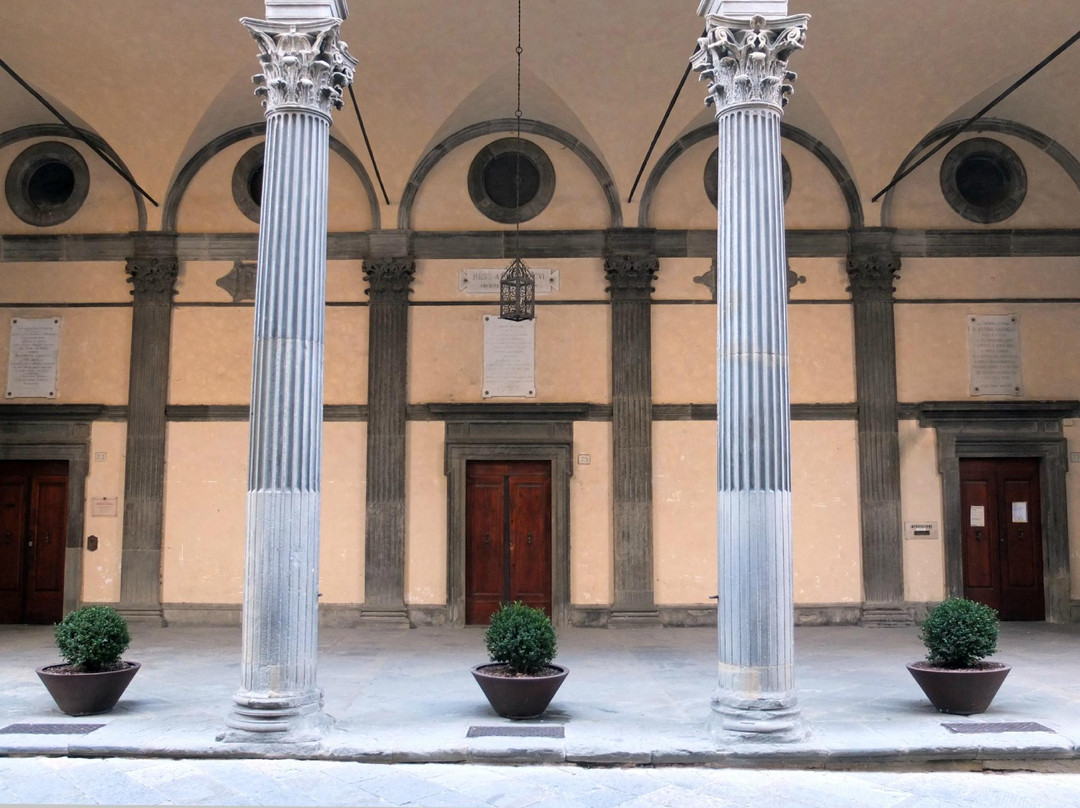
[[920, 403, 1073, 624], [444, 420, 572, 627], [0, 418, 91, 618]]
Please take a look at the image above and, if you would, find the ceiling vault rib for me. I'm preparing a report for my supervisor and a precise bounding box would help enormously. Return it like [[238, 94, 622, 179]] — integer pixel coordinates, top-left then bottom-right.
[[872, 28, 1080, 204], [0, 56, 160, 208]]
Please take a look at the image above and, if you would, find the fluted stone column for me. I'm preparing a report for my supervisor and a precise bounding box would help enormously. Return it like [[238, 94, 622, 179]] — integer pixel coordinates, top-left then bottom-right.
[[224, 9, 355, 743], [118, 238, 178, 626], [360, 257, 414, 628], [691, 4, 809, 741], [847, 233, 912, 626], [605, 255, 661, 627]]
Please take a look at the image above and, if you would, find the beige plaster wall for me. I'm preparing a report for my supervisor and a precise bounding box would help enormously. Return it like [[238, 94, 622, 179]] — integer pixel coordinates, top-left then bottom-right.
[[405, 420, 447, 604], [645, 137, 852, 231], [176, 139, 375, 233], [789, 258, 850, 302], [651, 303, 855, 404], [897, 257, 1080, 301], [0, 138, 141, 235], [570, 421, 612, 605], [409, 305, 610, 404], [896, 303, 1080, 402], [887, 136, 1080, 230], [791, 420, 862, 604], [162, 420, 366, 604], [653, 421, 717, 604], [409, 133, 612, 232], [174, 261, 367, 305], [0, 308, 131, 405], [412, 258, 609, 303], [169, 306, 368, 405], [80, 421, 127, 603], [654, 258, 713, 302], [0, 262, 130, 304], [898, 419, 946, 602]]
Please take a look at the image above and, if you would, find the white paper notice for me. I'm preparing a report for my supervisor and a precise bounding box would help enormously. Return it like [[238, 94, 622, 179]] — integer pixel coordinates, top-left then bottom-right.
[[970, 505, 986, 528], [459, 268, 559, 295], [968, 314, 1021, 396], [483, 315, 536, 398], [6, 317, 61, 399], [1012, 502, 1028, 524]]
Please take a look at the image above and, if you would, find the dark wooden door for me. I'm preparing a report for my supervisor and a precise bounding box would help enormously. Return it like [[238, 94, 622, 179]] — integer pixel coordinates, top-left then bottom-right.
[[0, 460, 68, 624], [959, 458, 1043, 621], [465, 460, 552, 624]]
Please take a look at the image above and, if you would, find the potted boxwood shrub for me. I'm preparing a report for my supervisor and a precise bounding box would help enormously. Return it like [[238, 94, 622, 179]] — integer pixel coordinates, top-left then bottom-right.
[[37, 606, 140, 716], [471, 601, 568, 719], [907, 597, 1009, 715]]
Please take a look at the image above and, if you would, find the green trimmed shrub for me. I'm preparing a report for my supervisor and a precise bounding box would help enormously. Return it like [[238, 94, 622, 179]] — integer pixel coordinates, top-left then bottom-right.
[[919, 598, 999, 669], [484, 601, 557, 675], [54, 606, 130, 672]]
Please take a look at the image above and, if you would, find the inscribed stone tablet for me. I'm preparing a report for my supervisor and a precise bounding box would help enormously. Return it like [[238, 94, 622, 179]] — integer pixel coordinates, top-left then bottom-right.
[[6, 317, 61, 399], [968, 314, 1021, 396], [483, 315, 536, 398]]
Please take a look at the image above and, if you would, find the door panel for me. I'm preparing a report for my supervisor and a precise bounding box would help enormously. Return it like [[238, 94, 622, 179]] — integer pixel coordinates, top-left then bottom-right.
[[0, 460, 67, 624], [465, 460, 552, 624], [959, 458, 1043, 621]]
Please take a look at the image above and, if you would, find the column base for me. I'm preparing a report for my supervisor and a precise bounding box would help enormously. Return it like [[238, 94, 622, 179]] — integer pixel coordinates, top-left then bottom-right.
[[115, 604, 166, 626], [708, 690, 808, 744], [861, 603, 916, 627], [358, 606, 411, 629], [222, 689, 330, 744], [608, 609, 662, 628]]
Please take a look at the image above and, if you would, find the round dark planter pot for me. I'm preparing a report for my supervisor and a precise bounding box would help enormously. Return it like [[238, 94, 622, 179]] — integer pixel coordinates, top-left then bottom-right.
[[36, 662, 140, 716], [471, 663, 568, 720], [906, 662, 1010, 715]]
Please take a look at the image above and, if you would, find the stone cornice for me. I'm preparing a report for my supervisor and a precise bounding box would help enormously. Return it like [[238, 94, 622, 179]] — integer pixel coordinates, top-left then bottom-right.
[[691, 13, 809, 115], [363, 257, 415, 298], [846, 252, 900, 299], [241, 18, 356, 120], [126, 256, 179, 300], [605, 255, 659, 299]]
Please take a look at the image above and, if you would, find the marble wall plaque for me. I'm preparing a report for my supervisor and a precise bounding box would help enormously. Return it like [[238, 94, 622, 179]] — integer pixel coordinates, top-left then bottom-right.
[[459, 268, 559, 296], [6, 317, 61, 399], [968, 314, 1021, 396], [91, 497, 118, 517], [483, 315, 535, 398]]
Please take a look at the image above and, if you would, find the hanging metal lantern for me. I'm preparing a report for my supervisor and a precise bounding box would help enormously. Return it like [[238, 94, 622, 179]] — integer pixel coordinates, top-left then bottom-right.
[[500, 256, 535, 321]]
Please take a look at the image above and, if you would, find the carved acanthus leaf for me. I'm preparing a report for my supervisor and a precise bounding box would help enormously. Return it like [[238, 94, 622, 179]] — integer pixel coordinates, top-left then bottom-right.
[[126, 257, 179, 299], [242, 18, 357, 118], [605, 255, 659, 298], [691, 14, 809, 114], [364, 258, 416, 297], [846, 253, 901, 298]]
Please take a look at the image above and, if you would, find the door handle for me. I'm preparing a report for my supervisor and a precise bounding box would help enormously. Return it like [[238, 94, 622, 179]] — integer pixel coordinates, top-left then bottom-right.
[[1017, 528, 1025, 542], [484, 532, 491, 547], [974, 529, 982, 542], [44, 531, 51, 545], [2, 530, 9, 544], [527, 533, 533, 545]]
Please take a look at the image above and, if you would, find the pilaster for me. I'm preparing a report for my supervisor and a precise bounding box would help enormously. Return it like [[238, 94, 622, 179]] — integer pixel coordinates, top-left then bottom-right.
[[847, 231, 912, 626], [360, 257, 414, 629], [605, 255, 661, 627], [692, 7, 809, 742], [118, 236, 178, 626], [224, 11, 355, 744]]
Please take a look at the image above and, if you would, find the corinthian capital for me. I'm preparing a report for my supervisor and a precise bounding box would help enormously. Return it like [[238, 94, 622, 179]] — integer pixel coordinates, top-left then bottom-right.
[[364, 258, 416, 299], [605, 255, 659, 300], [241, 18, 357, 119], [126, 257, 179, 300], [846, 253, 900, 300], [691, 13, 808, 115]]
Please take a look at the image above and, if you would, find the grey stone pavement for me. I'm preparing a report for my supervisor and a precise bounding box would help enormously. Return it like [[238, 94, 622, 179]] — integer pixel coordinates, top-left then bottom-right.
[[2, 756, 1080, 807], [2, 622, 1080, 770]]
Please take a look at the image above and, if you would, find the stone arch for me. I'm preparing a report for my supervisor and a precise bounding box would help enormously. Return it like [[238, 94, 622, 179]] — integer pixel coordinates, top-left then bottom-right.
[[0, 124, 148, 231], [881, 118, 1080, 226], [162, 123, 380, 232], [636, 123, 863, 230], [397, 118, 622, 230]]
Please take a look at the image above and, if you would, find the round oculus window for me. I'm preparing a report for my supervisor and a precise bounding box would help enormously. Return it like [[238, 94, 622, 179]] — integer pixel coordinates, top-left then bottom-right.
[[232, 142, 265, 223], [705, 149, 791, 208], [468, 138, 555, 224], [940, 138, 1026, 224], [5, 141, 89, 226]]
